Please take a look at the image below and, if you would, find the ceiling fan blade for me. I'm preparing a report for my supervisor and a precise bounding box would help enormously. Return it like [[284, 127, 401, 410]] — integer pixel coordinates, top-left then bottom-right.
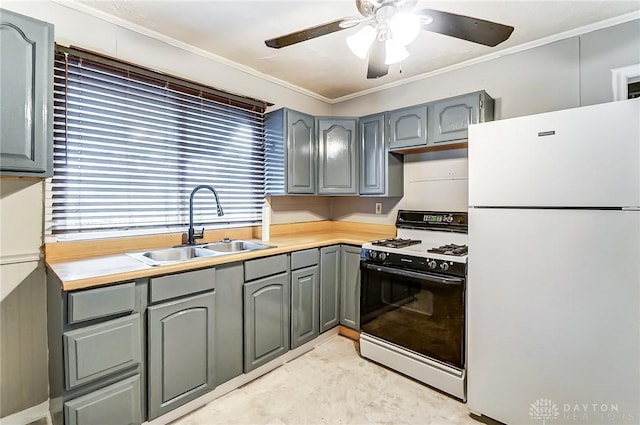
[[265, 19, 352, 49], [367, 39, 388, 79], [419, 9, 514, 47]]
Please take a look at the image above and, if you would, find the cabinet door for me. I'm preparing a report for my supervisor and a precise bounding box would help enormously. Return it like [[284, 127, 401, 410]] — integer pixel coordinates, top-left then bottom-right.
[[64, 375, 141, 425], [0, 10, 53, 175], [317, 118, 358, 195], [340, 245, 361, 330], [388, 105, 428, 150], [244, 272, 290, 372], [290, 265, 319, 349], [286, 110, 315, 194], [320, 245, 341, 332], [64, 314, 141, 390], [359, 113, 385, 195], [148, 291, 215, 420], [214, 263, 244, 386], [428, 92, 481, 145]]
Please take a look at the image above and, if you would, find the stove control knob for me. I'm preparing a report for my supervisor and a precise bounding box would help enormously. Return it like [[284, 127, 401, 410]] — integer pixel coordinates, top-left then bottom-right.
[[379, 252, 387, 261], [371, 251, 378, 259], [427, 260, 437, 270], [440, 262, 450, 271]]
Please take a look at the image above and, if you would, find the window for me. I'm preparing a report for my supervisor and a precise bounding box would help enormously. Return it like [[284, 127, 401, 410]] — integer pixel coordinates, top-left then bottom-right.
[[611, 63, 640, 101], [49, 47, 269, 239]]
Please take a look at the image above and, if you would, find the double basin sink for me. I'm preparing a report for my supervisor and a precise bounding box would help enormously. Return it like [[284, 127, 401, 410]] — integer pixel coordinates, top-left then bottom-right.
[[128, 240, 274, 266]]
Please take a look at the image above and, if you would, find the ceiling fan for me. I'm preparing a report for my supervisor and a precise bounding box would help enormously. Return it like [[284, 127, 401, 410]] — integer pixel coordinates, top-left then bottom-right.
[[265, 0, 514, 79]]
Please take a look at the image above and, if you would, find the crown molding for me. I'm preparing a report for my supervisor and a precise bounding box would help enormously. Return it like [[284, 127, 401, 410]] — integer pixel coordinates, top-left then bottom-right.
[[331, 10, 640, 103], [51, 0, 334, 103], [51, 1, 639, 105]]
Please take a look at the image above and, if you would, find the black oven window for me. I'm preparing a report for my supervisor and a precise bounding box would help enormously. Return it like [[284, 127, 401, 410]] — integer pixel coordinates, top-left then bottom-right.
[[360, 265, 465, 369]]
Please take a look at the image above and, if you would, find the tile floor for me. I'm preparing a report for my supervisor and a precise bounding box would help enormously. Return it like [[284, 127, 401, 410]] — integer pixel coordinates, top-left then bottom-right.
[[172, 336, 493, 425]]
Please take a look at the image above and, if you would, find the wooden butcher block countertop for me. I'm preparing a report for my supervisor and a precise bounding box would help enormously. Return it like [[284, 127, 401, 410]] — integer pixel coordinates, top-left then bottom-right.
[[46, 221, 395, 291]]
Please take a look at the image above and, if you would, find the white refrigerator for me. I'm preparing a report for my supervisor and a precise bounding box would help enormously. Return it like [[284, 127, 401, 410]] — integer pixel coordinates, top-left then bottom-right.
[[467, 98, 640, 424]]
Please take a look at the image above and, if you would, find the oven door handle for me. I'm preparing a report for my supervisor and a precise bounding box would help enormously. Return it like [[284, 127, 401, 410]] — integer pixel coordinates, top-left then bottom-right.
[[360, 262, 464, 285]]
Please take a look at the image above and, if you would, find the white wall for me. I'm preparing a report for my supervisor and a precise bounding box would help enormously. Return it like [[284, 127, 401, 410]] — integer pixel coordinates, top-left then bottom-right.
[[3, 1, 331, 115], [0, 0, 332, 419], [0, 180, 48, 418], [1, 1, 637, 418], [330, 19, 640, 225]]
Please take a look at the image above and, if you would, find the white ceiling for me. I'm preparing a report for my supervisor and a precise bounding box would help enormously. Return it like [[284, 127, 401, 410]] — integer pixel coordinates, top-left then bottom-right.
[[73, 0, 640, 101]]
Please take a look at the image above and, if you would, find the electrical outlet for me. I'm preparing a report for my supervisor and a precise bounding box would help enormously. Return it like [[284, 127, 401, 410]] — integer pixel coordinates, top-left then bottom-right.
[[375, 203, 382, 215]]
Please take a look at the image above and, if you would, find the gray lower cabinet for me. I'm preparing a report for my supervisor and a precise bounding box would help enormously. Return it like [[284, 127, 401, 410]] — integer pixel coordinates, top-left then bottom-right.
[[316, 117, 358, 195], [214, 263, 244, 385], [359, 113, 403, 197], [340, 245, 361, 330], [64, 375, 141, 425], [265, 108, 316, 195], [148, 291, 215, 420], [64, 314, 142, 390], [427, 90, 494, 146], [388, 104, 428, 150], [290, 265, 319, 349], [46, 276, 146, 425], [244, 269, 290, 372], [319, 245, 341, 332], [0, 9, 54, 176]]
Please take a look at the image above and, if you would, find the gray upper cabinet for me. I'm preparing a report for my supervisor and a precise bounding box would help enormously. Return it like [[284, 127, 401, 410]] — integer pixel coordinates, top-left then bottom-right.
[[317, 117, 358, 195], [319, 245, 340, 333], [340, 245, 361, 330], [388, 104, 428, 150], [0, 9, 54, 176], [148, 291, 215, 420], [388, 90, 495, 153], [359, 113, 403, 197], [265, 108, 315, 195], [428, 90, 494, 146]]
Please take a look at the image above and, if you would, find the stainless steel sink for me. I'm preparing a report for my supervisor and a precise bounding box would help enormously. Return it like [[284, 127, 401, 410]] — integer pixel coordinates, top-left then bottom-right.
[[127, 240, 274, 266], [127, 246, 218, 266], [200, 240, 271, 253]]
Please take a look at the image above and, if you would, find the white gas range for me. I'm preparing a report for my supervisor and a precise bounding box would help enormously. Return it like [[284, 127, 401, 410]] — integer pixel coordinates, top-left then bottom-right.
[[359, 210, 469, 400]]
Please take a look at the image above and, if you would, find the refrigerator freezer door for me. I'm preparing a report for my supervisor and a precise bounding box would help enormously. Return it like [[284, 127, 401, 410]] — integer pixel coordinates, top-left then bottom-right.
[[467, 208, 640, 424], [468, 99, 640, 208]]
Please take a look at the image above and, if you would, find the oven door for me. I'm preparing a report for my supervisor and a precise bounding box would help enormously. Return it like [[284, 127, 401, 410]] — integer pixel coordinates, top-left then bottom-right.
[[359, 261, 465, 370]]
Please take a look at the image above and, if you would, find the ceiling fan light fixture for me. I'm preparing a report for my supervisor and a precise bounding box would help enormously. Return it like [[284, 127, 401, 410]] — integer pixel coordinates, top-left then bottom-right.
[[347, 24, 377, 59], [384, 39, 409, 65], [389, 12, 421, 45]]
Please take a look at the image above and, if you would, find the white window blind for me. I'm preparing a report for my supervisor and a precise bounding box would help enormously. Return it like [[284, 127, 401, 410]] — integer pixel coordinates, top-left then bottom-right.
[[48, 47, 268, 239]]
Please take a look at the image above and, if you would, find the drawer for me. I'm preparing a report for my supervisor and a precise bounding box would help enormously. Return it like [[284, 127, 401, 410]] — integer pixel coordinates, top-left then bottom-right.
[[291, 248, 319, 270], [64, 314, 141, 390], [64, 375, 142, 425], [150, 268, 215, 303], [244, 254, 288, 281], [67, 282, 135, 325]]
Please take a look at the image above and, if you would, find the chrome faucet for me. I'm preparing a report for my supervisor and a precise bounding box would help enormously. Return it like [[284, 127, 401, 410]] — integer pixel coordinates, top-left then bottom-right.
[[185, 185, 224, 245]]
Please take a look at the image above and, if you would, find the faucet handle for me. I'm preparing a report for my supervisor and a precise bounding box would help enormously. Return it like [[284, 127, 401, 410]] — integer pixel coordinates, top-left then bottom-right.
[[193, 227, 205, 240]]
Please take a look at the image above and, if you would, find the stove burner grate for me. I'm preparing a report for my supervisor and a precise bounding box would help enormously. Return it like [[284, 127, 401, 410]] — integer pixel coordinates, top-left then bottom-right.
[[427, 244, 468, 256], [371, 238, 422, 249]]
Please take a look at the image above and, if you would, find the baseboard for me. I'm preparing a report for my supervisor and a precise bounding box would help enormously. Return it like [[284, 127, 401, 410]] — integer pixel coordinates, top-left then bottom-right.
[[0, 401, 50, 425], [338, 325, 360, 341]]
